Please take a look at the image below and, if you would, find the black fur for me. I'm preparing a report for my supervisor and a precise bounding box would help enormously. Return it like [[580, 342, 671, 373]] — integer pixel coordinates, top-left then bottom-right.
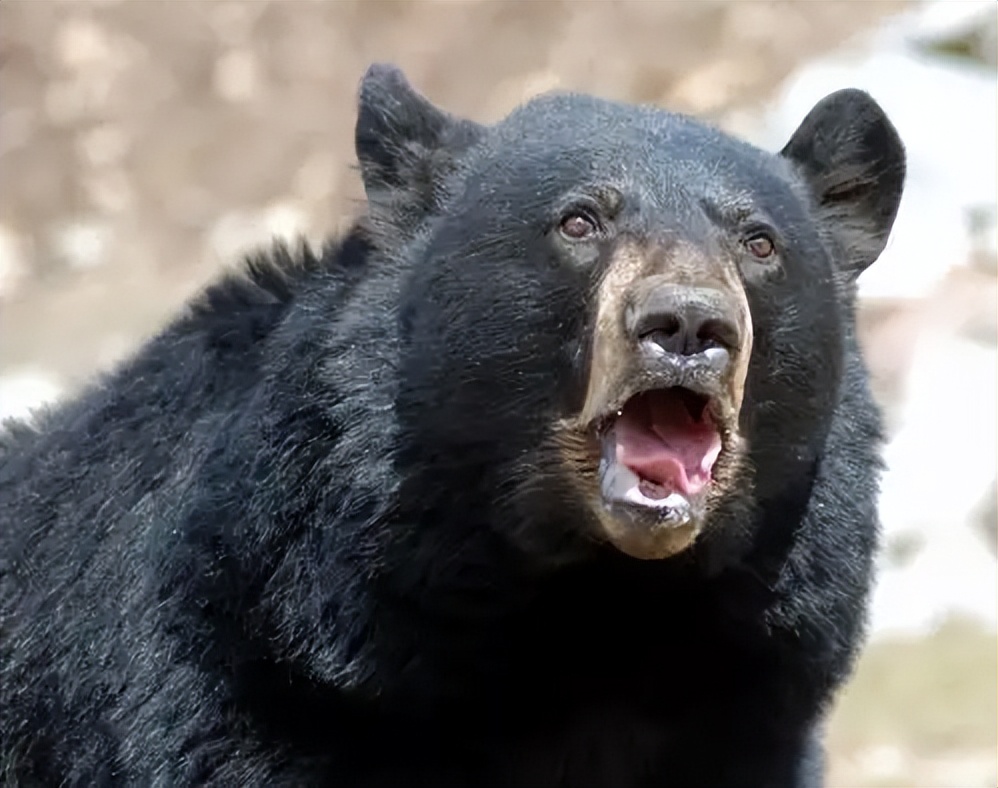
[[1, 65, 905, 787]]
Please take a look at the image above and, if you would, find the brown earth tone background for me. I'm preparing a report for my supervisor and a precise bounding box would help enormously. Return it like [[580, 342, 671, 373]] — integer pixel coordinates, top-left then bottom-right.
[[1, 2, 994, 787], [0, 0, 908, 383]]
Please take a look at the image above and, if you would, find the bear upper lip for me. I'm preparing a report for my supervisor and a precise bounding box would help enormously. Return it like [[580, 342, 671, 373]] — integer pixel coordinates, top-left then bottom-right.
[[589, 346, 731, 436]]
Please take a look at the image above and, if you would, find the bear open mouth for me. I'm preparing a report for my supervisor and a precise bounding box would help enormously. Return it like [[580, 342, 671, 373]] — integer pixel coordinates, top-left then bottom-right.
[[598, 387, 723, 516]]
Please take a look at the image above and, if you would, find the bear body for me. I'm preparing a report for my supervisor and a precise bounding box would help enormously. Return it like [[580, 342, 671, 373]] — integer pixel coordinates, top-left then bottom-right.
[[0, 65, 905, 787]]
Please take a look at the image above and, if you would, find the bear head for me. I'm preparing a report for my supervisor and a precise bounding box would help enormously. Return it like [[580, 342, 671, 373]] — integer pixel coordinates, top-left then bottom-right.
[[355, 64, 905, 566]]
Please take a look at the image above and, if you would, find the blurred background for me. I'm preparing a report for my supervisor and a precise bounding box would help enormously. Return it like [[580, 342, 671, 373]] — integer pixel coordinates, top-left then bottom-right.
[[0, 1, 994, 784]]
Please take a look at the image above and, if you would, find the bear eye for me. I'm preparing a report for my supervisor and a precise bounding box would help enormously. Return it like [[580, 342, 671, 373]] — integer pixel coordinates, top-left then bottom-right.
[[559, 212, 599, 241], [744, 232, 776, 260]]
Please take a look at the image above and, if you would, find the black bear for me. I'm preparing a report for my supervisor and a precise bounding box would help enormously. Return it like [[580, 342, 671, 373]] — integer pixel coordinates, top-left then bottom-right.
[[0, 64, 905, 787]]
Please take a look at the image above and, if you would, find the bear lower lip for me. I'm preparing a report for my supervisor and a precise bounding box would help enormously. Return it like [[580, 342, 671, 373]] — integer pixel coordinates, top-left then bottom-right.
[[598, 431, 696, 524]]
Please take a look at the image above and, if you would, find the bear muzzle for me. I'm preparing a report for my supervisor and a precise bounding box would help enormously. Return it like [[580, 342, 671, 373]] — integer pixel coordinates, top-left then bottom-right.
[[579, 290, 750, 559]]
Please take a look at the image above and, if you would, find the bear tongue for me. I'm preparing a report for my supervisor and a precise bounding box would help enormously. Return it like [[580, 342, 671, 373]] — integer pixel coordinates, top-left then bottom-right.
[[613, 393, 722, 496]]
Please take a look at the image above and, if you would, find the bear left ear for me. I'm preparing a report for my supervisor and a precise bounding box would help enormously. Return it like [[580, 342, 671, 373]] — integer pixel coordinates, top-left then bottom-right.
[[780, 89, 906, 278], [355, 64, 485, 246]]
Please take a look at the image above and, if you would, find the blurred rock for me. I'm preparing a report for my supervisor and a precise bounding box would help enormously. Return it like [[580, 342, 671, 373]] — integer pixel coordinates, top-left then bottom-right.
[[49, 219, 112, 271], [913, 0, 998, 68], [972, 481, 997, 555], [0, 224, 29, 300], [0, 370, 62, 425], [0, 0, 906, 388]]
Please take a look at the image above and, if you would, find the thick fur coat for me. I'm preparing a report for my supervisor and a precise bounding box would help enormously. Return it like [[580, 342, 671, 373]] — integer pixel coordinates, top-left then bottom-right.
[[1, 65, 905, 787]]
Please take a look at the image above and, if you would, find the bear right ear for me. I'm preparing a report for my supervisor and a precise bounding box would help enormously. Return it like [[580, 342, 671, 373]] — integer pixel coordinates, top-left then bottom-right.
[[780, 89, 906, 279], [355, 64, 484, 245]]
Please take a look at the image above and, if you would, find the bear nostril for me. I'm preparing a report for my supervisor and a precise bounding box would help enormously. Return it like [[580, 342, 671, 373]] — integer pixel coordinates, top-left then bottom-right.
[[639, 313, 686, 356], [641, 314, 683, 343], [630, 286, 741, 358], [696, 318, 740, 352]]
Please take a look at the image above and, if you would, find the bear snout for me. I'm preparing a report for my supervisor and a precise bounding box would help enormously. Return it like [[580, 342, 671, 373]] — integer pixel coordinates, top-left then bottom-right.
[[625, 282, 742, 360]]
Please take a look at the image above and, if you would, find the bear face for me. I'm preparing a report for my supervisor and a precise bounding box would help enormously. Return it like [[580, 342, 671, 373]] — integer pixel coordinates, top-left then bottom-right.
[[358, 65, 904, 564]]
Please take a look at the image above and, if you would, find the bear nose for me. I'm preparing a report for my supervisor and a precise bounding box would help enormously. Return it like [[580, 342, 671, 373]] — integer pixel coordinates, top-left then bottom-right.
[[626, 285, 741, 357]]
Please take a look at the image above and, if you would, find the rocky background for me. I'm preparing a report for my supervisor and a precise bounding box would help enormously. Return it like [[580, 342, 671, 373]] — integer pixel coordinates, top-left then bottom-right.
[[0, 0, 910, 384], [1, 2, 994, 786]]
